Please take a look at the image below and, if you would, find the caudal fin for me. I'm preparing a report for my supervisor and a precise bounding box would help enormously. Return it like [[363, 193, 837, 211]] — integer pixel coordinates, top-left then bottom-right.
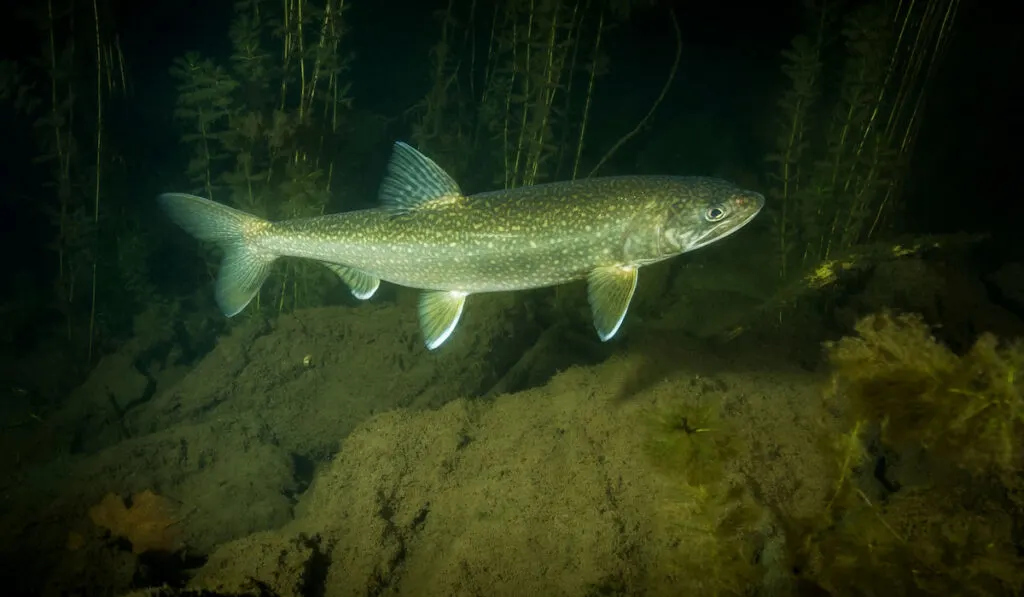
[[158, 193, 277, 317]]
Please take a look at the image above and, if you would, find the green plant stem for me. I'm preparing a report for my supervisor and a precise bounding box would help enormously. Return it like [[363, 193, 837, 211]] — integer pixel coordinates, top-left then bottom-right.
[[511, 0, 535, 188], [587, 6, 680, 178], [571, 6, 601, 181], [88, 0, 103, 361]]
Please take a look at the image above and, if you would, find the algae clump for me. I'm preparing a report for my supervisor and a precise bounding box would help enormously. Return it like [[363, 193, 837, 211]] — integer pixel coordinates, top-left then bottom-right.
[[642, 389, 776, 595], [830, 312, 1024, 474], [794, 312, 1024, 596], [646, 394, 738, 488]]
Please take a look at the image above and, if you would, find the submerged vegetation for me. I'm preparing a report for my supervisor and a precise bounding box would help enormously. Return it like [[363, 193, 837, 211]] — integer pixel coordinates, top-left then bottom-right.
[[647, 393, 737, 488], [0, 0, 130, 362], [644, 386, 772, 595], [829, 312, 1024, 474], [643, 312, 1024, 594], [798, 312, 1024, 594], [170, 0, 354, 314], [411, 0, 674, 190], [767, 0, 961, 288]]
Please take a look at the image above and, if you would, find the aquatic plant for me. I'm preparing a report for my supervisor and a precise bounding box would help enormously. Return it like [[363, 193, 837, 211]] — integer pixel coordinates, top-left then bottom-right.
[[768, 0, 961, 282], [2, 0, 128, 360], [412, 0, 669, 191], [170, 0, 353, 314], [488, 0, 585, 188], [409, 0, 474, 180], [646, 394, 737, 487], [170, 52, 249, 312], [765, 0, 829, 282], [792, 312, 1024, 594], [171, 52, 238, 203], [643, 390, 770, 594], [413, 0, 584, 188], [830, 312, 1024, 474]]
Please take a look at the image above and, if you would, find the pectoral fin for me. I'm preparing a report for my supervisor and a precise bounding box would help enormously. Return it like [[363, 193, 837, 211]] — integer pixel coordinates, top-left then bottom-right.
[[418, 290, 468, 350], [587, 265, 638, 342], [321, 263, 380, 300]]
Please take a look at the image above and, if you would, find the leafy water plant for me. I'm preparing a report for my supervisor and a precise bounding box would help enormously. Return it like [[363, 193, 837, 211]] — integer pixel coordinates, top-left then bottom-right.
[[413, 0, 666, 192], [643, 392, 769, 595], [768, 0, 961, 282], [793, 312, 1024, 595], [830, 312, 1024, 474], [171, 52, 238, 202], [646, 395, 737, 487], [2, 0, 128, 360], [169, 0, 353, 314]]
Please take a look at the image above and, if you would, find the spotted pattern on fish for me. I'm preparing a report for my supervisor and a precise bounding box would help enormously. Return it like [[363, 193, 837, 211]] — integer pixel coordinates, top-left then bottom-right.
[[159, 142, 764, 349], [259, 176, 759, 293]]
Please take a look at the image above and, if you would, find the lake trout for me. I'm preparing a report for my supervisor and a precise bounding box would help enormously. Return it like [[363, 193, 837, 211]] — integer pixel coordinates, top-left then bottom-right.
[[159, 141, 764, 349]]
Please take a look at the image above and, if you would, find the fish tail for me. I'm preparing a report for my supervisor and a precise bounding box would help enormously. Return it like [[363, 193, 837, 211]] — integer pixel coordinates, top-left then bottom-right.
[[158, 193, 277, 317]]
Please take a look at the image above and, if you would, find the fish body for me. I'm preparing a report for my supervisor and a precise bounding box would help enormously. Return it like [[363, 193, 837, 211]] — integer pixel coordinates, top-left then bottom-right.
[[160, 142, 764, 349]]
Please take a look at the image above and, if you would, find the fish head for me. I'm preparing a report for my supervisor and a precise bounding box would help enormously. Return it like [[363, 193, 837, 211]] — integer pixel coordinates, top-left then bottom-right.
[[658, 178, 764, 256]]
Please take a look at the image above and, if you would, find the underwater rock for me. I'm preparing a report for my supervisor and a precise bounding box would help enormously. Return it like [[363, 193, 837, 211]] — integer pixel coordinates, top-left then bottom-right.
[[43, 336, 160, 456], [187, 344, 831, 597], [87, 350, 154, 413], [189, 531, 324, 597]]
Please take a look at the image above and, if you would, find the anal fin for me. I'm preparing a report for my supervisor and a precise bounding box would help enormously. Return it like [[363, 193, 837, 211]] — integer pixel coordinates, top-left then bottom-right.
[[418, 290, 468, 350], [587, 265, 639, 341], [321, 263, 380, 300]]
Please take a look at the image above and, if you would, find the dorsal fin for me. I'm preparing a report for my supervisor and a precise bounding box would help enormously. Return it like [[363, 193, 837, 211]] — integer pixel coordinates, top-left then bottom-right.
[[378, 141, 464, 211]]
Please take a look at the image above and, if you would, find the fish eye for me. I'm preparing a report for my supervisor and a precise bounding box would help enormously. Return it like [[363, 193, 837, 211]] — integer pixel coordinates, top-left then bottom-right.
[[705, 206, 727, 222]]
